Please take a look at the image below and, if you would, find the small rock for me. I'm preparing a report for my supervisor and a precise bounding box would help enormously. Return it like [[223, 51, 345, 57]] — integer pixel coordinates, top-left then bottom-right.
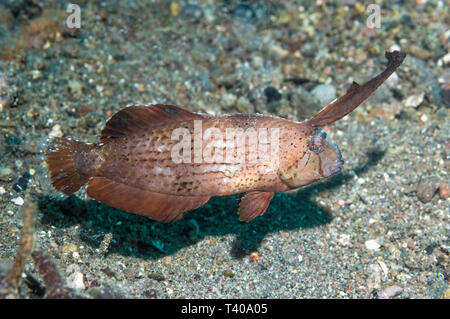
[[365, 239, 381, 251], [264, 87, 282, 103], [338, 234, 351, 247], [249, 252, 259, 262], [170, 1, 180, 16], [310, 84, 336, 105], [420, 114, 429, 122], [49, 124, 63, 137], [0, 186, 5, 195], [378, 285, 403, 299], [181, 4, 203, 22], [439, 181, 449, 200], [220, 93, 237, 108], [66, 272, 85, 290], [11, 196, 24, 206], [440, 89, 450, 108], [417, 176, 441, 203], [223, 270, 235, 278], [148, 272, 165, 282], [6, 135, 21, 145], [404, 92, 424, 108], [13, 172, 31, 193], [231, 4, 256, 23], [443, 288, 450, 299], [236, 96, 252, 113], [0, 167, 12, 179], [439, 52, 450, 65], [61, 243, 78, 254], [270, 45, 289, 58], [367, 263, 382, 290], [300, 42, 316, 58], [68, 80, 83, 96]]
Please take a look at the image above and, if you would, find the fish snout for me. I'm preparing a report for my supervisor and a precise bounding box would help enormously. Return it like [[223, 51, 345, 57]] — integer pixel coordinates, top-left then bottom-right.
[[322, 158, 344, 177]]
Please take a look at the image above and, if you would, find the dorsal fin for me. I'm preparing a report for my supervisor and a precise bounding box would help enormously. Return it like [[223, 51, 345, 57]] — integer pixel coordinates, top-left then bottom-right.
[[308, 51, 406, 127], [347, 81, 361, 94], [100, 104, 205, 141]]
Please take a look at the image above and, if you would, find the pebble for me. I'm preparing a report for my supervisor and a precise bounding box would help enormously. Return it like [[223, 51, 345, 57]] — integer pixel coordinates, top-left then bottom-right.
[[11, 196, 24, 206], [170, 1, 180, 17], [439, 52, 450, 65], [13, 172, 31, 193], [440, 89, 450, 108], [148, 272, 165, 282], [223, 270, 236, 278], [439, 181, 449, 200], [365, 239, 381, 251], [310, 84, 336, 105], [404, 93, 424, 108], [264, 87, 282, 103], [231, 4, 256, 23], [0, 167, 12, 179], [68, 80, 83, 96], [249, 252, 259, 262], [66, 271, 85, 290], [338, 234, 351, 247], [220, 93, 237, 108], [300, 42, 316, 58], [49, 124, 63, 137], [0, 186, 5, 195], [420, 114, 428, 122], [378, 260, 389, 275], [367, 263, 382, 290], [181, 4, 203, 22], [378, 285, 403, 299], [61, 243, 78, 254], [416, 176, 441, 203]]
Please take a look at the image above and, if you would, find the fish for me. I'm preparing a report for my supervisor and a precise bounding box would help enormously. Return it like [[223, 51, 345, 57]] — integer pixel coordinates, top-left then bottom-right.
[[46, 51, 406, 223]]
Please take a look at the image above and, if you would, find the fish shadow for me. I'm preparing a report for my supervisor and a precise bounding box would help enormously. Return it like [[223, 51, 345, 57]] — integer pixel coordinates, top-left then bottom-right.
[[38, 148, 385, 260]]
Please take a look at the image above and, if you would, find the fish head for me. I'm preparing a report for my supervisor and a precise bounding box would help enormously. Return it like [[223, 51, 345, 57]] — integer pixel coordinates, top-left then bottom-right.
[[279, 126, 344, 188]]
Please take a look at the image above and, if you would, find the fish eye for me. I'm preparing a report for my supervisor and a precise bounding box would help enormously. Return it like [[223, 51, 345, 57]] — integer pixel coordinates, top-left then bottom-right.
[[308, 128, 326, 153]]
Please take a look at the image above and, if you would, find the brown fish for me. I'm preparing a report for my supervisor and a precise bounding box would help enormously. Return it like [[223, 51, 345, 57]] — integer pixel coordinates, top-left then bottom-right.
[[46, 51, 405, 222]]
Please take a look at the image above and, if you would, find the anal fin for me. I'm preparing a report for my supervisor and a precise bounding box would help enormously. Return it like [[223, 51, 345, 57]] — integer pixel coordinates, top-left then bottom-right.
[[238, 191, 274, 222], [87, 177, 209, 223]]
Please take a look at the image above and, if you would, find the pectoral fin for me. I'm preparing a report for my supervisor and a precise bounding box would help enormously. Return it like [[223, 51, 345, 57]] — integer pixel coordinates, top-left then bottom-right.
[[238, 191, 274, 222]]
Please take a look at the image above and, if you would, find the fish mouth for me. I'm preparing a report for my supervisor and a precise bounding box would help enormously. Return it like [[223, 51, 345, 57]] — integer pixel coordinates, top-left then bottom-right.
[[323, 159, 344, 177]]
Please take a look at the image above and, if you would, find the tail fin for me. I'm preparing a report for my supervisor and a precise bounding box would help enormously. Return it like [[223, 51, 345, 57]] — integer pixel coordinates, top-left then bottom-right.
[[46, 137, 94, 195]]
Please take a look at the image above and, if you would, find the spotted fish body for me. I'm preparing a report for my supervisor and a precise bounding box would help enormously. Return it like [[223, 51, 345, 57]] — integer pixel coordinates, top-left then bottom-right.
[[94, 114, 340, 195], [47, 51, 405, 222]]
